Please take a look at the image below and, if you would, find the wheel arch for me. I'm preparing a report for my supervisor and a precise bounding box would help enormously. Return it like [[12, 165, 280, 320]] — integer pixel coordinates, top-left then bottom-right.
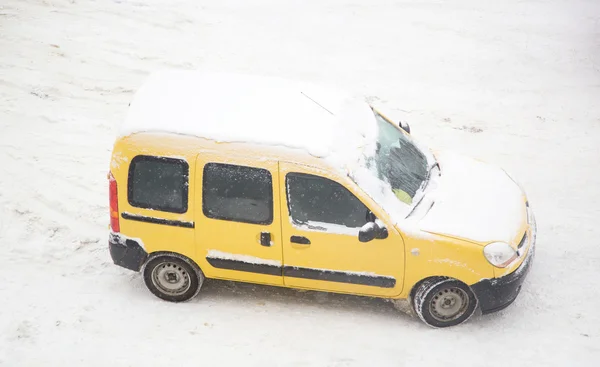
[[408, 275, 478, 307], [142, 250, 204, 276], [409, 276, 449, 304]]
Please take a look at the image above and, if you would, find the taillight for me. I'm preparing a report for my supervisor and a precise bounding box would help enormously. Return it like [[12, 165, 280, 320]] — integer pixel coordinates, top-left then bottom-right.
[[108, 172, 120, 232]]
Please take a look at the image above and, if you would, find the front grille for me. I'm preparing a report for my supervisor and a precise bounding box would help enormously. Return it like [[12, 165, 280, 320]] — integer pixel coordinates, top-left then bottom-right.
[[517, 232, 528, 256], [517, 233, 528, 251]]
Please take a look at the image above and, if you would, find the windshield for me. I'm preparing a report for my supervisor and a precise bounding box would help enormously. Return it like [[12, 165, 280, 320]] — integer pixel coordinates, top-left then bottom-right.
[[368, 112, 428, 205]]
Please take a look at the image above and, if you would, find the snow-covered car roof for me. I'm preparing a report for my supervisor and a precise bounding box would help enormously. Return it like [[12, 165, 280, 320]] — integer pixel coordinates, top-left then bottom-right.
[[120, 71, 377, 161]]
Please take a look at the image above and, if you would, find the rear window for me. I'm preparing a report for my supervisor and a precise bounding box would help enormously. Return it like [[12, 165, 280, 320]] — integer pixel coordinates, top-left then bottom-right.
[[202, 163, 273, 225], [128, 156, 189, 213]]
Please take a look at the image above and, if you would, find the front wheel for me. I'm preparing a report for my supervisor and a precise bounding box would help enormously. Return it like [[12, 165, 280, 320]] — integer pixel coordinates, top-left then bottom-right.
[[143, 254, 204, 302], [412, 278, 478, 328]]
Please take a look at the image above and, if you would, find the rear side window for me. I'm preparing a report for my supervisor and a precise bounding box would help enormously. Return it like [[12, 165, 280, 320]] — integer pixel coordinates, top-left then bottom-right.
[[203, 163, 273, 225], [128, 156, 189, 213], [286, 173, 369, 228]]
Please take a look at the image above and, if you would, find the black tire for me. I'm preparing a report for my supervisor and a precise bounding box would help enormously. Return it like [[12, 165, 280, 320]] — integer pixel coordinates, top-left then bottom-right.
[[142, 254, 204, 302], [412, 278, 477, 328]]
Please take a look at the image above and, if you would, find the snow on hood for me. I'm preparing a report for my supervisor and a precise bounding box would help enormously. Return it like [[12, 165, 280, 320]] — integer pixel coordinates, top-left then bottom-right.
[[418, 151, 526, 244]]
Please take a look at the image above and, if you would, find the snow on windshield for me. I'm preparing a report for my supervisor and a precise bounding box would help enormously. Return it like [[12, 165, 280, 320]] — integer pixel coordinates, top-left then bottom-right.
[[345, 111, 435, 227], [368, 112, 428, 204]]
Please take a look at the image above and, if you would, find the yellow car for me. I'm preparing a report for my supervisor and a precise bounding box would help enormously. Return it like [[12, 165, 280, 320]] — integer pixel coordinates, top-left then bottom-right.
[[108, 71, 536, 328]]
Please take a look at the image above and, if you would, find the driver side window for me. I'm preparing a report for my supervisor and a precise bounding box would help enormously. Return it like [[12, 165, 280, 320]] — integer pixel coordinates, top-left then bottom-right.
[[286, 173, 369, 228]]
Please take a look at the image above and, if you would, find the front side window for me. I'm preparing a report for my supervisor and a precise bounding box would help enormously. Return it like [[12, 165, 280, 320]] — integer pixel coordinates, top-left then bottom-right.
[[203, 163, 273, 225], [286, 173, 369, 229], [128, 156, 189, 213]]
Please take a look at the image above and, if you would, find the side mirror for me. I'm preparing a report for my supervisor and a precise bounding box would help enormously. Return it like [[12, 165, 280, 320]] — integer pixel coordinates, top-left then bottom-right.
[[398, 120, 411, 134], [359, 222, 377, 242], [359, 221, 388, 242], [376, 223, 388, 239]]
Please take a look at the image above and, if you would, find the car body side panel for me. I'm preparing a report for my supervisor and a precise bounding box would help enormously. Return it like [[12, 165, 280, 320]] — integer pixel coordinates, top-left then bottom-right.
[[278, 162, 406, 298], [193, 151, 284, 286], [396, 232, 496, 299], [109, 132, 529, 303], [109, 137, 197, 265]]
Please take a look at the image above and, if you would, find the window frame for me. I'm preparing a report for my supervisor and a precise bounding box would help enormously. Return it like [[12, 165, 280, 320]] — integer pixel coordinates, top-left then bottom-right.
[[127, 155, 190, 214], [285, 172, 371, 228], [202, 162, 274, 225]]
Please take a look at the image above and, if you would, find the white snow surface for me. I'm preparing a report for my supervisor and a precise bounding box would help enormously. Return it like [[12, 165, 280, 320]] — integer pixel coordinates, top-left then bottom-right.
[[207, 250, 281, 267], [418, 151, 526, 244], [121, 70, 377, 161], [1, 0, 600, 366]]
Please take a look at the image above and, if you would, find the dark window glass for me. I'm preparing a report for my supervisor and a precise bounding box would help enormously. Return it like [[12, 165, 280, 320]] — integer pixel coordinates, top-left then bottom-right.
[[128, 156, 189, 213], [286, 173, 369, 228], [203, 163, 273, 225]]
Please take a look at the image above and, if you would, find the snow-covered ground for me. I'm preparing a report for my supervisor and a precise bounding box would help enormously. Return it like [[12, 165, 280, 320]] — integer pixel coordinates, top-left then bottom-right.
[[1, 0, 599, 365]]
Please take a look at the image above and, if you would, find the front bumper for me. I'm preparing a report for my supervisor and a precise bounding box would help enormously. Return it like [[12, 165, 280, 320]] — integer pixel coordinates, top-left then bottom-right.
[[109, 232, 148, 272], [471, 220, 536, 314]]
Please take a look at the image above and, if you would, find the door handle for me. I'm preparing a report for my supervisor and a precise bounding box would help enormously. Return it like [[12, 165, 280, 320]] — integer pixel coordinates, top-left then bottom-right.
[[290, 235, 311, 245], [260, 232, 271, 247]]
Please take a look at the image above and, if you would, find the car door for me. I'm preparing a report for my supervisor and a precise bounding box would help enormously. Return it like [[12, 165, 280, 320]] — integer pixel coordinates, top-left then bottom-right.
[[279, 162, 405, 297], [195, 151, 283, 286]]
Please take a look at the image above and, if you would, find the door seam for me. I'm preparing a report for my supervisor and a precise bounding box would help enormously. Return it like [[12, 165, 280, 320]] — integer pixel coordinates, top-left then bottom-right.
[[277, 161, 288, 282]]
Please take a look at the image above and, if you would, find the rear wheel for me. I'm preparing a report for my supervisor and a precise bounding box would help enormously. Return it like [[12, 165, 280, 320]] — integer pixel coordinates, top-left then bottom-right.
[[143, 254, 204, 302], [412, 278, 477, 328]]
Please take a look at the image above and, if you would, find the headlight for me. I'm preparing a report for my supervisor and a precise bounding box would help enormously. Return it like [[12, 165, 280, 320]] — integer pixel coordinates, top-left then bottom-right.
[[483, 242, 518, 268]]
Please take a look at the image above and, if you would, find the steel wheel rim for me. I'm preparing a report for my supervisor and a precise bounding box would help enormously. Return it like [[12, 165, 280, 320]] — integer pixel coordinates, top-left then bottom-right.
[[151, 261, 191, 296], [429, 287, 469, 322]]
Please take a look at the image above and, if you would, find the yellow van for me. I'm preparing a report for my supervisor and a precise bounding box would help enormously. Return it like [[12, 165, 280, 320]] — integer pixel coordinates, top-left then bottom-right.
[[108, 71, 536, 328]]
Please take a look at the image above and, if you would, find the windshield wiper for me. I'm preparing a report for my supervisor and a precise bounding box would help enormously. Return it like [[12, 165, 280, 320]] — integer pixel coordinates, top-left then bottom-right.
[[406, 160, 439, 218], [428, 161, 440, 176], [422, 160, 440, 191]]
